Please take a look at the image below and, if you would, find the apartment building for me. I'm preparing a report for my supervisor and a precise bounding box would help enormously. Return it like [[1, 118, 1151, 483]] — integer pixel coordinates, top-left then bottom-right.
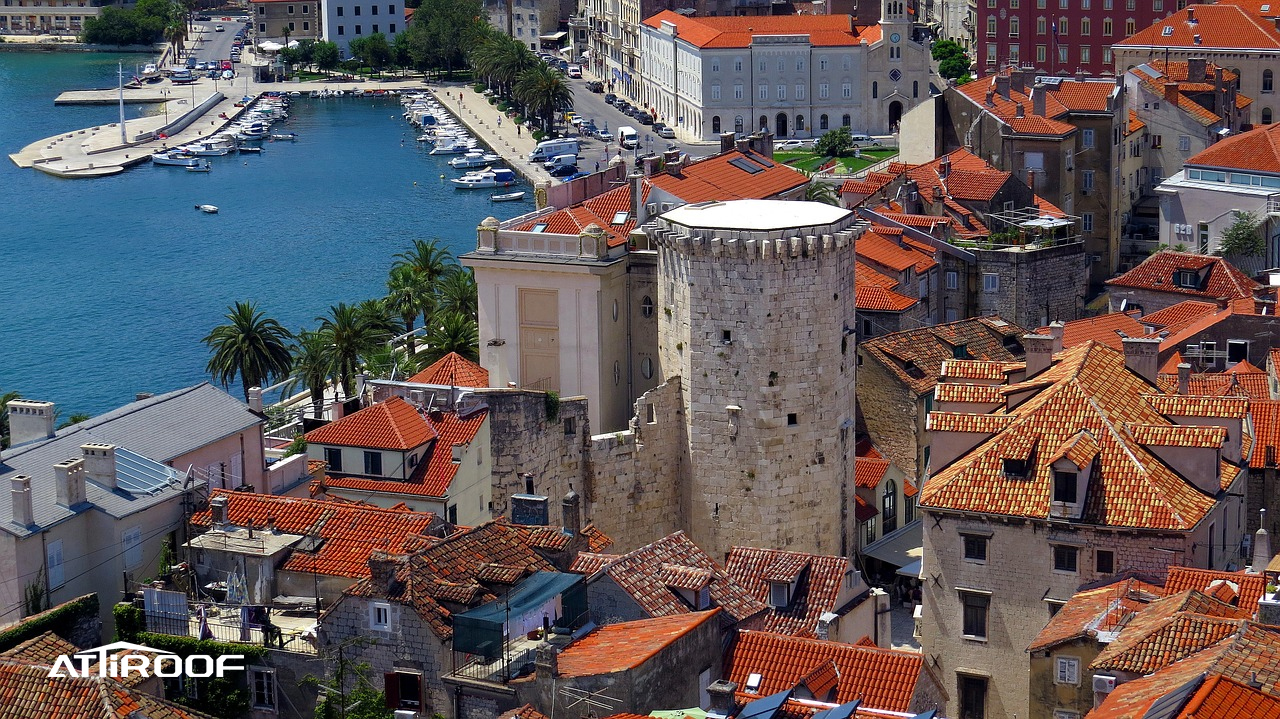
[[320, 0, 401, 56], [251, 0, 320, 39]]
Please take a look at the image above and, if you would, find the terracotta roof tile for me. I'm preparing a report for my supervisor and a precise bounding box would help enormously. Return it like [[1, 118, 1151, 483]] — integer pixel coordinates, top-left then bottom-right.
[[1155, 367, 1270, 400], [855, 261, 900, 290], [306, 396, 437, 451], [1090, 590, 1251, 674], [322, 408, 488, 498], [856, 230, 937, 274], [1141, 300, 1221, 333], [940, 359, 1024, 381], [854, 457, 891, 488], [861, 317, 1028, 395], [1177, 674, 1280, 719], [726, 630, 924, 712], [854, 494, 878, 522], [556, 610, 719, 677], [0, 632, 79, 664], [569, 551, 620, 575], [1107, 250, 1261, 301], [640, 11, 876, 48], [726, 548, 852, 638], [855, 285, 917, 312], [407, 352, 489, 387], [1037, 313, 1146, 351], [499, 704, 551, 719], [1145, 394, 1250, 419], [956, 73, 1077, 137], [1116, 4, 1280, 51], [649, 150, 809, 203], [1250, 400, 1280, 469], [1164, 566, 1268, 614], [0, 657, 216, 719], [1129, 423, 1227, 448], [1128, 109, 1147, 136], [1027, 576, 1165, 652], [1189, 119, 1280, 174]]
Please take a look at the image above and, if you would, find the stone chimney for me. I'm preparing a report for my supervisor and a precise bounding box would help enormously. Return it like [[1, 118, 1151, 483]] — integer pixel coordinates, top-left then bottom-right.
[[1187, 5, 1195, 22], [6, 400, 56, 447], [664, 148, 682, 176], [939, 155, 952, 178], [1010, 68, 1027, 94], [562, 484, 581, 535], [535, 641, 558, 677], [81, 443, 117, 489], [1024, 334, 1057, 377], [1048, 321, 1066, 345], [1122, 337, 1161, 384], [1178, 362, 1192, 395], [629, 171, 646, 224], [1214, 67, 1226, 117], [995, 74, 1011, 100], [755, 130, 775, 159], [1252, 510, 1271, 572], [368, 549, 401, 592], [1188, 57, 1207, 81], [10, 476, 33, 527], [53, 457, 87, 508], [1075, 69, 1086, 82], [719, 131, 736, 154], [1164, 81, 1181, 104], [1015, 102, 1025, 118], [706, 680, 739, 716], [642, 154, 662, 177], [1032, 82, 1047, 116], [735, 137, 751, 154], [247, 386, 264, 413], [985, 88, 995, 106], [210, 494, 229, 527]]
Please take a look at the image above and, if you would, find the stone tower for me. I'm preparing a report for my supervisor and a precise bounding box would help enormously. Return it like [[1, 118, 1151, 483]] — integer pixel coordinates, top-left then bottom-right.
[[651, 200, 865, 558]]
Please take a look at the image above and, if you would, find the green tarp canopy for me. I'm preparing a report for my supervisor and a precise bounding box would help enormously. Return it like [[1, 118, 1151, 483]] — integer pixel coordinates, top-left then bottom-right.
[[453, 571, 586, 660]]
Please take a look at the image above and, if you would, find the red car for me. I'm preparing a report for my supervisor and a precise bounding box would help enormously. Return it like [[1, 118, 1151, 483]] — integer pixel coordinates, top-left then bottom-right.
[[221, 60, 233, 70]]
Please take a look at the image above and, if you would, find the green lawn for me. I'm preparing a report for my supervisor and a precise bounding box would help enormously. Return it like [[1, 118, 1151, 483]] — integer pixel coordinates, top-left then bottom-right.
[[775, 148, 898, 173]]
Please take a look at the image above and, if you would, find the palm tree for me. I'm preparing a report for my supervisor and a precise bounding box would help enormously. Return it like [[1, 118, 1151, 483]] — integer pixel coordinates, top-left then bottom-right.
[[393, 239, 454, 326], [805, 181, 840, 206], [362, 344, 420, 381], [423, 311, 479, 364], [317, 303, 392, 398], [514, 64, 573, 133], [436, 265, 478, 319], [202, 301, 294, 402], [0, 390, 21, 449], [386, 265, 433, 355], [286, 330, 336, 419], [57, 413, 91, 430]]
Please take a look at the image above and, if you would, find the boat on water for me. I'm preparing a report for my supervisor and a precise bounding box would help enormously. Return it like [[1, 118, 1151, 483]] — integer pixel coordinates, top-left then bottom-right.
[[186, 162, 213, 173], [238, 146, 263, 153], [430, 139, 477, 155], [491, 191, 526, 202], [449, 152, 502, 169], [452, 168, 519, 189], [182, 138, 236, 156], [270, 132, 297, 141], [152, 150, 200, 167], [195, 204, 219, 213]]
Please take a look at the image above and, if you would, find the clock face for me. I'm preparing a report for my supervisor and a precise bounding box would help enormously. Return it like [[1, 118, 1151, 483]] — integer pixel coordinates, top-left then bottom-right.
[[890, 32, 901, 43]]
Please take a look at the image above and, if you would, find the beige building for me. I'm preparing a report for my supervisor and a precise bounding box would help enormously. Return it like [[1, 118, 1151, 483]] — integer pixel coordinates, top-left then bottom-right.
[[251, 0, 321, 39], [919, 338, 1250, 719], [0, 0, 123, 35]]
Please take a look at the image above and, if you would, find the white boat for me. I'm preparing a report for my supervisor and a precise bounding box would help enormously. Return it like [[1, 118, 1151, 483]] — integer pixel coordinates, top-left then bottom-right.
[[152, 150, 200, 167], [183, 138, 236, 156], [449, 152, 502, 169], [238, 146, 263, 153], [491, 191, 526, 202], [195, 204, 219, 213], [186, 162, 213, 173], [430, 139, 478, 155], [451, 168, 519, 188], [270, 132, 297, 141]]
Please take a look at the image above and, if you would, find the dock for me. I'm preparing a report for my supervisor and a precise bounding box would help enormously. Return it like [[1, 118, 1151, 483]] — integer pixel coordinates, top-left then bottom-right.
[[55, 86, 182, 104], [430, 83, 554, 186]]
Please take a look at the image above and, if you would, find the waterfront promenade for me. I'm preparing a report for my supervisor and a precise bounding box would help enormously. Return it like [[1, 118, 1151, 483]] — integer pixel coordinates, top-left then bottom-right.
[[435, 82, 551, 184]]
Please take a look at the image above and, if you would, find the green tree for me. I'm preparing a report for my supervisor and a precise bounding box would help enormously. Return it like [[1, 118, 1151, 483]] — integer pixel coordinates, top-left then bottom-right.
[[286, 330, 336, 419], [436, 265, 477, 319], [317, 303, 392, 398], [386, 265, 433, 355], [409, 0, 486, 77], [202, 301, 294, 402], [0, 390, 21, 450], [393, 238, 455, 326], [57, 413, 91, 430], [362, 344, 420, 380], [514, 63, 573, 132], [309, 645, 394, 719], [313, 40, 341, 74], [391, 31, 415, 73], [353, 32, 392, 75], [1218, 210, 1265, 257], [423, 311, 479, 364], [931, 39, 966, 62], [814, 126, 854, 158], [82, 6, 165, 45], [805, 181, 840, 206]]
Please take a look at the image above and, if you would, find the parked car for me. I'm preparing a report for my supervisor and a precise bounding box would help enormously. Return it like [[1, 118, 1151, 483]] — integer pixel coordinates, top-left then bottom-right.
[[604, 93, 617, 104], [776, 139, 806, 150], [222, 69, 234, 79], [196, 14, 210, 20], [595, 128, 613, 142], [587, 81, 604, 93], [549, 163, 579, 177], [636, 111, 654, 125], [657, 126, 675, 139], [850, 133, 880, 147], [221, 60, 233, 70], [215, 24, 224, 31], [563, 170, 592, 182]]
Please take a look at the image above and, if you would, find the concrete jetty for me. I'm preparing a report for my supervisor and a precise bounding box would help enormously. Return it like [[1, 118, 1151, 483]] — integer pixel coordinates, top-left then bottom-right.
[[431, 83, 553, 186], [56, 86, 186, 104]]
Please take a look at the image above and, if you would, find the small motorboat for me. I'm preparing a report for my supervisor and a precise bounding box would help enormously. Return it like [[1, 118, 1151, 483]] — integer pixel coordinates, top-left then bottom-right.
[[152, 150, 200, 167], [238, 146, 262, 154], [195, 204, 219, 213], [186, 162, 212, 173], [452, 167, 519, 189], [430, 138, 477, 155], [491, 191, 526, 202], [270, 132, 297, 141], [449, 152, 502, 169]]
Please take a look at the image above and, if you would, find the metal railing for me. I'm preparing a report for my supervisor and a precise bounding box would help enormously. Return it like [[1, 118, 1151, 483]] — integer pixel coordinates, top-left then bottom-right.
[[145, 602, 319, 655], [447, 646, 538, 684]]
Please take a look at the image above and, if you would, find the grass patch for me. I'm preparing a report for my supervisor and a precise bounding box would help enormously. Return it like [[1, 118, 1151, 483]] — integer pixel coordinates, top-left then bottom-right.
[[776, 148, 898, 173]]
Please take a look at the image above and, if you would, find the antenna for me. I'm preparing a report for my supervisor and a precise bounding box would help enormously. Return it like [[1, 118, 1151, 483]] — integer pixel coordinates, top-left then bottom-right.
[[558, 686, 620, 719]]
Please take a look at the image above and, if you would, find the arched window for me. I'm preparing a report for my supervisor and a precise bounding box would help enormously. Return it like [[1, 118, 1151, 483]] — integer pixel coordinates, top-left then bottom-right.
[[913, 80, 919, 98], [820, 114, 829, 130], [712, 115, 721, 133], [796, 114, 806, 131], [734, 116, 744, 133], [842, 114, 851, 127], [759, 115, 769, 130], [1266, 69, 1274, 93], [1265, 107, 1274, 124], [882, 479, 897, 533], [872, 81, 878, 99], [641, 296, 654, 317]]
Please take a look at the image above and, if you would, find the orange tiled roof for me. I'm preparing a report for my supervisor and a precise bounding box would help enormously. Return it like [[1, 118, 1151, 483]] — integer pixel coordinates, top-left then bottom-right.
[[640, 11, 877, 48], [920, 342, 1248, 529], [725, 547, 852, 638], [956, 74, 1076, 137], [856, 230, 937, 274], [854, 457, 890, 488], [1037, 313, 1146, 351], [934, 382, 1006, 404], [1145, 393, 1250, 419], [726, 630, 923, 713], [1187, 118, 1280, 174], [1108, 250, 1261, 301], [648, 150, 809, 203], [1177, 674, 1280, 719], [1251, 400, 1280, 469], [855, 285, 917, 312], [499, 705, 551, 719], [191, 489, 442, 578], [1156, 362, 1271, 400], [1141, 300, 1221, 333], [1116, 4, 1280, 51], [940, 359, 1024, 381], [322, 408, 488, 498], [1028, 576, 1165, 652], [1164, 566, 1268, 614], [1128, 109, 1147, 136], [903, 148, 1012, 203], [861, 317, 1028, 395], [0, 656, 215, 719], [855, 261, 900, 290], [407, 352, 489, 387], [1089, 590, 1252, 674], [306, 396, 437, 451], [556, 610, 719, 677]]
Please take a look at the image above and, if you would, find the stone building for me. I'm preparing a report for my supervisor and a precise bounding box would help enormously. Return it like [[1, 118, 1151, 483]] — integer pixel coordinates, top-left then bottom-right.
[[1105, 250, 1263, 315], [918, 339, 1250, 719], [250, 0, 321, 40]]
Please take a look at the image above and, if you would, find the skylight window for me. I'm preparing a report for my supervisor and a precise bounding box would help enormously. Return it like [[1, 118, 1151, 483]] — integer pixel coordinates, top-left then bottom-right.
[[531, 222, 548, 233], [746, 673, 764, 693], [611, 211, 630, 225], [729, 157, 765, 174], [1161, 26, 1173, 35]]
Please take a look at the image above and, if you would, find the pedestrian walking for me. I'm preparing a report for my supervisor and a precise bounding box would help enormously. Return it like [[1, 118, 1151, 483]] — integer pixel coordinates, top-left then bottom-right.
[[595, 161, 600, 172], [497, 116, 502, 127], [517, 125, 521, 136]]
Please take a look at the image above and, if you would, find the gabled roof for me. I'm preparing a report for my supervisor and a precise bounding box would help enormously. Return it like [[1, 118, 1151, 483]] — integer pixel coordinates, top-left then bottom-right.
[[568, 531, 767, 623], [1115, 4, 1280, 51], [855, 285, 917, 313], [1177, 674, 1280, 719], [306, 396, 437, 451], [955, 75, 1075, 137], [854, 457, 891, 488], [1186, 120, 1280, 174], [1028, 576, 1165, 652], [640, 11, 877, 48], [1141, 300, 1221, 334], [921, 342, 1247, 529], [725, 547, 853, 638], [860, 317, 1028, 395], [1250, 400, 1280, 469], [904, 149, 1013, 203], [856, 230, 937, 274], [1106, 250, 1261, 301], [1129, 61, 1244, 127], [1037, 313, 1146, 351], [726, 630, 924, 713], [1164, 566, 1268, 614], [556, 610, 719, 677], [0, 631, 80, 664], [407, 352, 489, 388], [191, 489, 442, 578], [1155, 362, 1271, 400], [1089, 590, 1251, 674], [0, 657, 215, 719]]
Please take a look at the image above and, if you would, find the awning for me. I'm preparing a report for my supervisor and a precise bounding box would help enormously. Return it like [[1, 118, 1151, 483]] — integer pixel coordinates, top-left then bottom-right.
[[860, 519, 922, 568], [453, 571, 584, 659], [540, 30, 568, 41], [897, 558, 923, 579], [855, 495, 877, 522]]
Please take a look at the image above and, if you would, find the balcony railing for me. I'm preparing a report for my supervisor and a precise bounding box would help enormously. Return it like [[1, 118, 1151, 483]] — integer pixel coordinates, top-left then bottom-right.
[[1267, 194, 1280, 215], [446, 646, 538, 685], [144, 601, 319, 655]]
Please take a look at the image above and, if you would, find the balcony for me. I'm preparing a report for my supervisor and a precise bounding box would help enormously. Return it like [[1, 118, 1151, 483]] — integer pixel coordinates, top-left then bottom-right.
[[139, 589, 319, 655], [1267, 194, 1280, 215]]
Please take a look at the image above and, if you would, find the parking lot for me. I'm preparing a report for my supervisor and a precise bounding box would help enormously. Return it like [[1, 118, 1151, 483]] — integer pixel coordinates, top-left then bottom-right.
[[180, 17, 251, 78]]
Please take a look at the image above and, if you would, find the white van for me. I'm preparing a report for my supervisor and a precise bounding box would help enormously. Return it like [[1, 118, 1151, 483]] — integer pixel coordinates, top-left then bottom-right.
[[617, 125, 639, 149], [529, 138, 581, 162], [544, 153, 578, 170]]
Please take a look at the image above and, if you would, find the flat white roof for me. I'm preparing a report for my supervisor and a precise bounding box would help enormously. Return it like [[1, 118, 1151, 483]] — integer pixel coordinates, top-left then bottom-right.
[[662, 199, 852, 231]]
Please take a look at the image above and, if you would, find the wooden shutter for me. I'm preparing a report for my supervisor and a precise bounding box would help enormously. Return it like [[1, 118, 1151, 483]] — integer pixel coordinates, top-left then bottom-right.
[[384, 672, 399, 709]]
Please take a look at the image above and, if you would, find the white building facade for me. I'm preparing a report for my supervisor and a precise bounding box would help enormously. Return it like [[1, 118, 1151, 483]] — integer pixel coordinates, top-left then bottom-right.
[[320, 0, 401, 57], [637, 2, 931, 141]]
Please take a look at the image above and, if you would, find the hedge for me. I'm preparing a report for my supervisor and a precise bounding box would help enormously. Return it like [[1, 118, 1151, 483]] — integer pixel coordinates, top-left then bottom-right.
[[0, 593, 98, 653]]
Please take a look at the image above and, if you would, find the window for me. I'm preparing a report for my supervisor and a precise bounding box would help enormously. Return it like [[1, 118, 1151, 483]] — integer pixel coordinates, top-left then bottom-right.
[[759, 84, 767, 100], [371, 3, 377, 12], [363, 451, 382, 475], [324, 447, 342, 471], [1103, 17, 1112, 34], [796, 84, 804, 100], [777, 84, 785, 100], [1080, 128, 1095, 149], [304, 4, 310, 11], [259, 22, 266, 31], [843, 82, 852, 98], [820, 114, 829, 130], [1081, 46, 1091, 63], [354, 4, 360, 13], [960, 675, 988, 719], [354, 24, 361, 33], [711, 84, 720, 100], [1082, 213, 1094, 232], [1058, 17, 1068, 34], [370, 601, 391, 630], [123, 526, 142, 568], [258, 5, 266, 13], [734, 58, 743, 72], [819, 83, 829, 99], [1151, 134, 1163, 148], [734, 84, 743, 100], [1196, 224, 1210, 253], [986, 16, 997, 35], [735, 116, 744, 133], [797, 59, 804, 71], [820, 57, 829, 70], [711, 59, 719, 72], [288, 21, 295, 30], [385, 672, 422, 710], [287, 4, 294, 12], [1010, 17, 1020, 35], [1037, 16, 1047, 33], [946, 270, 958, 290], [982, 273, 1000, 293], [1082, 170, 1095, 192], [1096, 549, 1115, 574], [1059, 46, 1068, 63], [1228, 339, 1249, 363], [963, 535, 988, 561], [1179, 135, 1191, 152], [1126, 18, 1135, 34], [1055, 657, 1081, 685], [787, 412, 798, 426], [1052, 470, 1078, 503], [1153, 0, 1162, 7], [1266, 108, 1274, 124], [796, 115, 806, 131], [303, 21, 309, 29], [769, 580, 791, 608], [1037, 45, 1047, 63], [252, 669, 277, 710], [842, 114, 851, 127], [882, 479, 897, 533], [759, 59, 766, 72], [1053, 545, 1079, 572], [337, 6, 343, 15], [961, 592, 990, 638], [47, 539, 64, 588], [1266, 70, 1275, 93]]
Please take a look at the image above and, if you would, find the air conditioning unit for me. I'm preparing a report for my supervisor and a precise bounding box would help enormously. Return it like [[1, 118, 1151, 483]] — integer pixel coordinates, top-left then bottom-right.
[[394, 711, 418, 719], [646, 203, 658, 214], [408, 389, 427, 405], [1093, 675, 1117, 693]]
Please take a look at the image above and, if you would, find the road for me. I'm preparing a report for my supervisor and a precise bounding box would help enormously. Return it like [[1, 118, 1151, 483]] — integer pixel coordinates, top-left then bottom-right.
[[182, 18, 250, 67], [563, 75, 712, 162]]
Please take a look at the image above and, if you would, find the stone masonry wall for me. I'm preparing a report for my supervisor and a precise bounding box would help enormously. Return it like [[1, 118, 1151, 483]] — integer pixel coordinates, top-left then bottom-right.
[[975, 242, 1087, 329], [855, 351, 922, 480], [1248, 468, 1280, 537], [585, 575, 650, 625]]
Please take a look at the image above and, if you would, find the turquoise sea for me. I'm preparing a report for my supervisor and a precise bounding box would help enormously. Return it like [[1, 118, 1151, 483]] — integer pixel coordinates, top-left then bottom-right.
[[0, 52, 533, 415]]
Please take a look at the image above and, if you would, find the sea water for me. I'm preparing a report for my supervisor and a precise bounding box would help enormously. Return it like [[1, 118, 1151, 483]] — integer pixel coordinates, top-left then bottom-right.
[[0, 52, 533, 414]]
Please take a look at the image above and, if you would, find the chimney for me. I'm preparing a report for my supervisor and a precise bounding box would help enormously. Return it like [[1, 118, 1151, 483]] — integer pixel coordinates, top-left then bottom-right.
[[1214, 67, 1226, 117], [451, 442, 465, 464], [247, 386, 264, 413], [53, 457, 86, 508], [1187, 5, 1195, 22], [562, 484, 581, 535], [1188, 57, 1207, 81], [1024, 333, 1056, 377], [1252, 510, 1271, 572], [1032, 82, 1047, 116], [757, 130, 775, 159], [664, 149, 682, 176], [1177, 362, 1192, 395], [10, 476, 33, 527], [1122, 336, 1161, 383], [535, 641, 558, 677], [939, 155, 952, 177], [1010, 68, 1026, 94], [642, 154, 662, 177], [985, 88, 995, 106], [719, 131, 736, 154], [1015, 102, 1025, 118], [1047, 321, 1065, 347], [210, 494, 229, 527], [1193, 34, 1202, 45], [1075, 69, 1085, 82], [368, 549, 400, 592], [6, 400, 56, 447], [629, 171, 645, 224], [706, 680, 739, 716], [1164, 81, 1181, 104], [81, 443, 117, 489], [995, 74, 1011, 100], [735, 137, 751, 154], [355, 373, 367, 402]]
